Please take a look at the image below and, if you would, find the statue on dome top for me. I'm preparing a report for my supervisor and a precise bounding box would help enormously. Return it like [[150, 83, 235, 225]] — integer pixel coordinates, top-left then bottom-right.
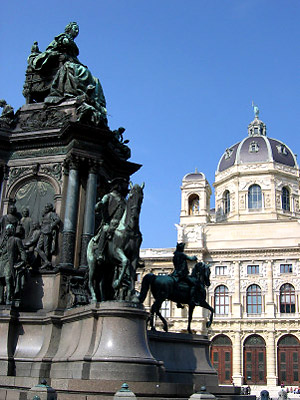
[[252, 101, 259, 118]]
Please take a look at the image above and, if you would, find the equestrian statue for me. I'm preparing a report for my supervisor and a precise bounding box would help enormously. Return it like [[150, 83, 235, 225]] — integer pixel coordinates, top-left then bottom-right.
[[87, 178, 144, 302], [139, 242, 214, 333]]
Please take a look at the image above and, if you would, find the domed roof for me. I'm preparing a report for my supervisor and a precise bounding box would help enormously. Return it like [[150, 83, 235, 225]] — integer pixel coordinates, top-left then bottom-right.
[[183, 171, 205, 181], [217, 116, 298, 172]]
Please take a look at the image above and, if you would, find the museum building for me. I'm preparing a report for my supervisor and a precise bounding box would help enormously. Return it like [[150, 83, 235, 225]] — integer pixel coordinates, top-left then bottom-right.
[[138, 112, 300, 387]]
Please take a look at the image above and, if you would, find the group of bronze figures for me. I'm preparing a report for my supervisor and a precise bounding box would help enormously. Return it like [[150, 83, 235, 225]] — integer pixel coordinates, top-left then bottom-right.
[[0, 21, 214, 331], [0, 203, 60, 305], [0, 178, 214, 333]]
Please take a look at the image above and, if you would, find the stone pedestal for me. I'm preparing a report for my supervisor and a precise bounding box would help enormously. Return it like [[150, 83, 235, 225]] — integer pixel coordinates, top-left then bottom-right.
[[49, 301, 162, 381], [148, 331, 218, 390]]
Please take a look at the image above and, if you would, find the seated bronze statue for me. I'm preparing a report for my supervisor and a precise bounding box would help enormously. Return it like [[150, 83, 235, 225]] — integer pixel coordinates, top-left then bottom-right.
[[23, 22, 107, 127]]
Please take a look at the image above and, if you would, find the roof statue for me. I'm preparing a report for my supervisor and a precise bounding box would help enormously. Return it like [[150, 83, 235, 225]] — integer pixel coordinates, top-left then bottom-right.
[[23, 22, 108, 127], [252, 101, 259, 118], [0, 99, 15, 129]]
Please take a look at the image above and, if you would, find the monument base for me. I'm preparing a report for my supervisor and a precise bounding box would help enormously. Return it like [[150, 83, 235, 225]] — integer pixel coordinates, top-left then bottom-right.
[[0, 301, 244, 399]]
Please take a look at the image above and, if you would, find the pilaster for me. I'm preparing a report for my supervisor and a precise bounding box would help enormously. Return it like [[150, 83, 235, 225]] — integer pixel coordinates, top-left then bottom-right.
[[232, 331, 243, 385], [266, 260, 276, 317], [266, 330, 278, 386], [232, 261, 242, 318]]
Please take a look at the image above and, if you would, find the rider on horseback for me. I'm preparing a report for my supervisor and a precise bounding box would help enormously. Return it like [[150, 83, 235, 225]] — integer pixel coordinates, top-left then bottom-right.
[[171, 242, 201, 307], [93, 177, 129, 263]]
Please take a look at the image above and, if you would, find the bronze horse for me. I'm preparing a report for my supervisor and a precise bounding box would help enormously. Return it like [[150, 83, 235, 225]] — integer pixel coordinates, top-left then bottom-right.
[[139, 262, 214, 333], [87, 183, 144, 302]]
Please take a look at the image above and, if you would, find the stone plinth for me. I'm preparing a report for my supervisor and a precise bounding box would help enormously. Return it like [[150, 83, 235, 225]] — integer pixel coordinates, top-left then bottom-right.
[[0, 301, 162, 382], [148, 331, 218, 390], [50, 301, 162, 381]]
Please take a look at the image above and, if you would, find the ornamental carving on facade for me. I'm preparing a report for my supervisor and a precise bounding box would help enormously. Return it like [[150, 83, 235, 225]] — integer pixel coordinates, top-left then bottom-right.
[[20, 108, 71, 131], [276, 194, 281, 206], [239, 195, 245, 209], [11, 147, 67, 161], [275, 163, 297, 175], [8, 166, 33, 187], [8, 163, 62, 188], [40, 163, 62, 182], [240, 163, 269, 172]]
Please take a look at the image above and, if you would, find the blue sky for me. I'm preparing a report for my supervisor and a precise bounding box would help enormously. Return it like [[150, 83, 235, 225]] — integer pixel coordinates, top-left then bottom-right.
[[0, 1, 299, 248]]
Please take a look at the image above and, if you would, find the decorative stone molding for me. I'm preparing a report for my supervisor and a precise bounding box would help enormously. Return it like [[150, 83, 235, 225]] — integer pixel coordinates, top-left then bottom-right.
[[7, 163, 63, 187], [40, 163, 62, 182]]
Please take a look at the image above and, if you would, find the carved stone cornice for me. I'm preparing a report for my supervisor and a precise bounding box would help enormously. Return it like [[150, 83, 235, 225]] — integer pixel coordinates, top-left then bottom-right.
[[208, 247, 300, 259]]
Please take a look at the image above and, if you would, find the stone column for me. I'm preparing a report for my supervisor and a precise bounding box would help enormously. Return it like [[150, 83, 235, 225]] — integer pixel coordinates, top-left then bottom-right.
[[61, 157, 80, 267], [80, 166, 98, 267], [232, 330, 243, 386], [0, 166, 9, 215], [232, 261, 242, 318], [266, 330, 278, 386], [266, 260, 275, 317]]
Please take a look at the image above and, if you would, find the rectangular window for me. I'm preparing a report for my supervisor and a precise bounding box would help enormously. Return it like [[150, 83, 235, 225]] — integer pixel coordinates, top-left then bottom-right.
[[215, 265, 227, 275], [280, 264, 293, 273], [247, 265, 259, 274], [160, 300, 170, 318]]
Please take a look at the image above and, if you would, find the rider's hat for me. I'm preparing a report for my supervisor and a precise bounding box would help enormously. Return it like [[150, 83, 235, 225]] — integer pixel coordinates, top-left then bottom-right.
[[176, 242, 185, 251], [109, 177, 129, 189]]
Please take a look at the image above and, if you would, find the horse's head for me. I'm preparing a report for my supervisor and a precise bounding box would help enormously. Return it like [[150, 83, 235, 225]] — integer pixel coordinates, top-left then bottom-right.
[[192, 262, 211, 287], [126, 182, 145, 228], [128, 182, 144, 209]]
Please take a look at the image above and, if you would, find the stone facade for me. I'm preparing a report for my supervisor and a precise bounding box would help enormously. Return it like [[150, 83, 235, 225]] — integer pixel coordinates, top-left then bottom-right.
[[139, 114, 300, 387]]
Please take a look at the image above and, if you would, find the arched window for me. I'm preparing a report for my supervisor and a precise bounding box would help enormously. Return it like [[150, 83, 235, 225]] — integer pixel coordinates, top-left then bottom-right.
[[214, 285, 229, 315], [248, 184, 262, 209], [282, 187, 290, 211], [188, 194, 200, 215], [246, 284, 262, 314], [223, 190, 230, 215], [280, 284, 295, 313]]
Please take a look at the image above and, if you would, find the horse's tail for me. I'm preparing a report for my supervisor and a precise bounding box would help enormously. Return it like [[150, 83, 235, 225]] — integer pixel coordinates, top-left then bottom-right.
[[139, 273, 156, 303]]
